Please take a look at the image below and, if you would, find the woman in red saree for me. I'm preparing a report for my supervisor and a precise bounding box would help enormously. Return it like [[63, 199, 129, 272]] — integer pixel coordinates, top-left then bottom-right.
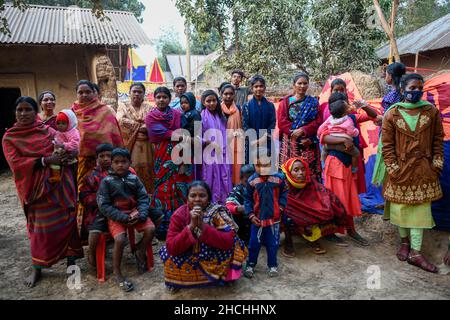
[[72, 80, 124, 241], [146, 87, 192, 240], [281, 157, 348, 257], [2, 97, 83, 287]]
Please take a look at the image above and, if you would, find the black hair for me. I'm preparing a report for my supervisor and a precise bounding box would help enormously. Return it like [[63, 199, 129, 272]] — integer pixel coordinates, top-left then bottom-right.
[[293, 72, 310, 84], [329, 100, 348, 119], [201, 89, 224, 117], [387, 62, 406, 90], [38, 90, 56, 104], [219, 82, 235, 95], [154, 86, 172, 101], [130, 82, 146, 93], [188, 180, 212, 202], [96, 143, 114, 156], [328, 92, 349, 105], [111, 147, 131, 161], [180, 92, 196, 111], [173, 76, 187, 87], [15, 96, 39, 113], [231, 69, 245, 78], [330, 78, 347, 90], [400, 73, 424, 90], [250, 74, 266, 87], [240, 164, 255, 179], [92, 83, 100, 94], [76, 80, 95, 92]]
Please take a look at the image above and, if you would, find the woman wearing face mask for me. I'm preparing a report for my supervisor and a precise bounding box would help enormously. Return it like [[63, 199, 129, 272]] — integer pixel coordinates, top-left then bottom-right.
[[381, 73, 444, 273]]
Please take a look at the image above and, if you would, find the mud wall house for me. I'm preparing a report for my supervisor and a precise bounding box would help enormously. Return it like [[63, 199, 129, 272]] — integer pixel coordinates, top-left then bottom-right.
[[0, 4, 150, 169], [376, 12, 450, 75]]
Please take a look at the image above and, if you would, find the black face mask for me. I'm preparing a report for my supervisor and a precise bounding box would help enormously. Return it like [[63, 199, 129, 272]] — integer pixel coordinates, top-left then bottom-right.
[[403, 90, 424, 103]]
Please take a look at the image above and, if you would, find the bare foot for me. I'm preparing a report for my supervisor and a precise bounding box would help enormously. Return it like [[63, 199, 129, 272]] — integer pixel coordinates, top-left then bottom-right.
[[444, 250, 450, 266], [24, 268, 42, 288]]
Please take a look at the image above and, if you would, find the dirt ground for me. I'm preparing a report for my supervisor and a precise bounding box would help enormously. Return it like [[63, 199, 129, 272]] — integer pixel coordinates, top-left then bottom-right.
[[0, 170, 449, 300]]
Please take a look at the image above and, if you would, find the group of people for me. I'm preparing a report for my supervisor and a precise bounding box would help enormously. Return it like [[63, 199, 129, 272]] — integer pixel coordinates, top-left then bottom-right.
[[2, 66, 449, 293]]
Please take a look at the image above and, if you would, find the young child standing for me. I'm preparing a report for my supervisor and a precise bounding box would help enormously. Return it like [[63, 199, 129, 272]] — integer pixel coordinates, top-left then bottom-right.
[[243, 149, 288, 278], [226, 164, 256, 243], [97, 148, 155, 292], [79, 143, 114, 266], [318, 99, 360, 173], [49, 109, 80, 183]]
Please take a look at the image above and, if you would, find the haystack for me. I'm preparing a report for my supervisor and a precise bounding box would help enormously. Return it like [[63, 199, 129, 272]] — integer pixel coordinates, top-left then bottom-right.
[[350, 70, 383, 100]]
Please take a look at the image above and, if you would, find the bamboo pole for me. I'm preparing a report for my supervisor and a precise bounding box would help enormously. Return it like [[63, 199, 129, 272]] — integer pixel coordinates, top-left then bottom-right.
[[185, 21, 192, 87], [388, 0, 399, 64], [373, 0, 401, 62], [415, 52, 420, 72]]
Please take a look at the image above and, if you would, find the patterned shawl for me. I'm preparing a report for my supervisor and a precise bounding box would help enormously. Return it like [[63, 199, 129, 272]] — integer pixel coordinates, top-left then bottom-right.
[[145, 106, 181, 144], [289, 95, 319, 130], [2, 120, 55, 207], [116, 100, 153, 150], [72, 98, 124, 157]]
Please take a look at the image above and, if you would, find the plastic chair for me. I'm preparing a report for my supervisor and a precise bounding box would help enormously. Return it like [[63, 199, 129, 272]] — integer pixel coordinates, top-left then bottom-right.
[[96, 227, 154, 283]]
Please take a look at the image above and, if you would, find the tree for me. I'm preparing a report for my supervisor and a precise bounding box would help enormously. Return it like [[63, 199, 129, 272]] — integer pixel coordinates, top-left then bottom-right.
[[176, 0, 384, 83], [0, 0, 145, 35], [396, 0, 450, 37]]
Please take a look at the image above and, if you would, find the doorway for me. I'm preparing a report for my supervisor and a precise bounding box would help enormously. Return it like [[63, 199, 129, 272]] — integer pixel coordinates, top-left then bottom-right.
[[0, 88, 21, 170]]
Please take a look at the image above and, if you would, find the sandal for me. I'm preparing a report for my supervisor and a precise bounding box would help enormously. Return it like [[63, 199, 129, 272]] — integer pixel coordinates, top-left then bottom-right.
[[118, 279, 134, 292], [324, 234, 349, 247], [281, 248, 296, 258], [310, 242, 326, 255], [348, 232, 370, 246], [396, 242, 410, 261], [407, 253, 438, 273]]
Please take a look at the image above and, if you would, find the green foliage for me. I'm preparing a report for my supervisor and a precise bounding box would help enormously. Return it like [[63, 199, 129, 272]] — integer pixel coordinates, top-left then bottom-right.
[[396, 0, 450, 37]]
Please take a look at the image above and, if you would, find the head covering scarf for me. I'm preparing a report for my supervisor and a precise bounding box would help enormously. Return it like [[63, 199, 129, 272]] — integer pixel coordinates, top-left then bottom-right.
[[57, 109, 78, 130], [281, 157, 311, 189], [145, 106, 181, 144], [180, 92, 197, 111]]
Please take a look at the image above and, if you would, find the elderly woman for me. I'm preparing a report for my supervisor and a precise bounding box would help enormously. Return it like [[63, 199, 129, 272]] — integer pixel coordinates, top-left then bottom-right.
[[160, 181, 247, 292], [38, 91, 58, 130], [2, 97, 83, 288], [116, 83, 154, 194], [72, 80, 124, 241]]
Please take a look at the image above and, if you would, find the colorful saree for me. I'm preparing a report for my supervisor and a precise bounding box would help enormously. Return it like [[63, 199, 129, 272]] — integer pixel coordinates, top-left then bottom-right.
[[221, 101, 244, 185], [281, 157, 347, 240], [278, 95, 321, 178], [160, 204, 247, 288], [116, 101, 154, 194], [201, 108, 232, 204], [2, 121, 82, 267], [146, 107, 191, 239], [72, 98, 124, 240]]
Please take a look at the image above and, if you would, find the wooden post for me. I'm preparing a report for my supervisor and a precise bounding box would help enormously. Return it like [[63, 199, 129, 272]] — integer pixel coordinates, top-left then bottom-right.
[[185, 21, 192, 88], [388, 0, 398, 63], [373, 0, 401, 62], [415, 52, 420, 72]]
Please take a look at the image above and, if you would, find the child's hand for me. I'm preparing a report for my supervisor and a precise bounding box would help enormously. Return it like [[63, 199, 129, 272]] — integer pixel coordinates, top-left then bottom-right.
[[237, 206, 245, 215], [250, 216, 261, 227], [127, 216, 138, 226], [353, 100, 367, 109]]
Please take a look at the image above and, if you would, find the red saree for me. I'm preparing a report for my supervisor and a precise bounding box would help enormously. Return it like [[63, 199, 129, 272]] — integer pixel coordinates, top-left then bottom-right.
[[281, 157, 347, 236], [2, 121, 82, 267]]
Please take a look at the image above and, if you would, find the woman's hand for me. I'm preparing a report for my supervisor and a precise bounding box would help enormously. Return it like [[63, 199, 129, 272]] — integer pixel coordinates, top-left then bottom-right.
[[375, 115, 383, 126], [189, 206, 203, 231], [138, 127, 148, 135], [291, 128, 304, 140]]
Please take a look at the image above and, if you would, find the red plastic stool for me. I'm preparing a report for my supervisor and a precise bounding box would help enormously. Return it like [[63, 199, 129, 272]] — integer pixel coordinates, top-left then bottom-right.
[[96, 228, 154, 283]]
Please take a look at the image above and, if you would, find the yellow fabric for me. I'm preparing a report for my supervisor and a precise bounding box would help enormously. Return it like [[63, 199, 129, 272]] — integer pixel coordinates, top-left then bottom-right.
[[302, 225, 322, 242]]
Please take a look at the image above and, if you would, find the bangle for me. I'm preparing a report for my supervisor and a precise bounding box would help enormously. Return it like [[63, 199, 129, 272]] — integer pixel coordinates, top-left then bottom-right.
[[41, 157, 46, 167]]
